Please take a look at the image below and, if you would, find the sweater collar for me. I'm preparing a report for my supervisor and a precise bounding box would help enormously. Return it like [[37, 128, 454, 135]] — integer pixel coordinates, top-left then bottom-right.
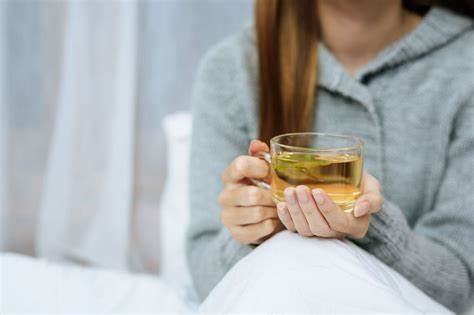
[[318, 7, 474, 90]]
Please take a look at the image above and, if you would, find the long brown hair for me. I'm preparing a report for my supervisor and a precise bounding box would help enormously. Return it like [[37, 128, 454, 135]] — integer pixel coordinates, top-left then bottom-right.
[[255, 0, 474, 144]]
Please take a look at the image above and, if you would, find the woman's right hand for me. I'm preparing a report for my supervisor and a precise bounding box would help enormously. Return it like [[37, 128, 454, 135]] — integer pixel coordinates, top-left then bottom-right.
[[219, 140, 284, 245]]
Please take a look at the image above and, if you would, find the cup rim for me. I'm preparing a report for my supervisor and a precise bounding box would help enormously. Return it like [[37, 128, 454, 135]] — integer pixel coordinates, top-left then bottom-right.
[[269, 132, 363, 152]]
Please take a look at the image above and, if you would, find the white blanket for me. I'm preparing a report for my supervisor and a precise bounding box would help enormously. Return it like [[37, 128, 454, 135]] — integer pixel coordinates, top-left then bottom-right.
[[0, 253, 190, 313], [201, 231, 453, 314], [2, 236, 472, 314]]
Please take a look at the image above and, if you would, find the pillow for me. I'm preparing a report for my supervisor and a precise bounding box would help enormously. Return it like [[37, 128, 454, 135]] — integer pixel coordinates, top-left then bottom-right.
[[159, 111, 193, 294]]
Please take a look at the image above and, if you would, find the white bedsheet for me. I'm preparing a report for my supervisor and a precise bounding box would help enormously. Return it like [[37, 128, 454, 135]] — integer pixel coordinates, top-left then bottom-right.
[[0, 253, 191, 313], [201, 231, 455, 314]]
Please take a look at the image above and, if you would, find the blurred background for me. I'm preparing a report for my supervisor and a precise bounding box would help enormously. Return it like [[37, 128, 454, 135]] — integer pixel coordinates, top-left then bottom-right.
[[0, 0, 252, 274]]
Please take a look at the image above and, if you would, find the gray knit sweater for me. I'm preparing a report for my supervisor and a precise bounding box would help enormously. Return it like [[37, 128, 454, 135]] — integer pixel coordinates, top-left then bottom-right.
[[186, 7, 474, 312]]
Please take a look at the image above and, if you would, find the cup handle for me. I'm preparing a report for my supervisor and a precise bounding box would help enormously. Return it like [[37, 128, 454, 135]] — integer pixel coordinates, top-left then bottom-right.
[[249, 151, 272, 190]]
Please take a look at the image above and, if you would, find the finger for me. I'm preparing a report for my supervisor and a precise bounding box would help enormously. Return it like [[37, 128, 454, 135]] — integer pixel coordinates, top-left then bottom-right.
[[276, 202, 296, 232], [348, 215, 371, 239], [231, 218, 281, 244], [312, 188, 351, 235], [255, 219, 285, 244], [354, 192, 384, 217], [221, 156, 269, 183], [284, 187, 313, 236], [361, 172, 381, 195], [221, 206, 277, 226], [248, 139, 270, 156], [295, 185, 337, 237], [312, 188, 368, 238], [355, 173, 383, 217], [218, 185, 274, 207]]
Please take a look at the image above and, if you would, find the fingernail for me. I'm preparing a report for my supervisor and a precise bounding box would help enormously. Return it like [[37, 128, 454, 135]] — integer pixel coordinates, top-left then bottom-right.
[[312, 189, 325, 205], [277, 202, 285, 215], [284, 188, 296, 204], [296, 186, 308, 202], [355, 201, 369, 217]]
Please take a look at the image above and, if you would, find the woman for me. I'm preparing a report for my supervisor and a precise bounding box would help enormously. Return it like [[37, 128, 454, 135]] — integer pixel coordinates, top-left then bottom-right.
[[187, 0, 474, 312]]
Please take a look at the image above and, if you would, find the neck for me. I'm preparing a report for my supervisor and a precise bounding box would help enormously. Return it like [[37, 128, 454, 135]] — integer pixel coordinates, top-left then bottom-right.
[[317, 0, 421, 75]]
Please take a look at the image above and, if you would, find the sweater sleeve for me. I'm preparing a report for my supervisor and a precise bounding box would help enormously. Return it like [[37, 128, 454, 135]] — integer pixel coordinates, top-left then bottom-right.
[[186, 37, 254, 301], [352, 96, 474, 312]]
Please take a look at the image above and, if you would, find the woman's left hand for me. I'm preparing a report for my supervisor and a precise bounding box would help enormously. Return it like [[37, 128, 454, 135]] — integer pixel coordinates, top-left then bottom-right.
[[276, 172, 383, 239]]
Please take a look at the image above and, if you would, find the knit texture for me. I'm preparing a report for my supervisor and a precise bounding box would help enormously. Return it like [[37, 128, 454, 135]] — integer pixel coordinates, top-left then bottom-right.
[[186, 7, 474, 312]]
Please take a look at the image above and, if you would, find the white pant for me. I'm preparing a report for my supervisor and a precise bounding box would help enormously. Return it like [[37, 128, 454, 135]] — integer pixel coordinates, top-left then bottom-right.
[[200, 231, 451, 314]]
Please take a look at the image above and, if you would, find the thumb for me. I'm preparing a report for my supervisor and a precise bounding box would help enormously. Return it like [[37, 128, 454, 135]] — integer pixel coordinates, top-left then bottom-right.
[[248, 139, 269, 156]]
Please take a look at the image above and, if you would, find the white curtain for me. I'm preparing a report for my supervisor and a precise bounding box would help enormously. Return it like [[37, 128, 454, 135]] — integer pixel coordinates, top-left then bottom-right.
[[36, 1, 138, 269], [0, 0, 252, 272], [0, 1, 7, 250]]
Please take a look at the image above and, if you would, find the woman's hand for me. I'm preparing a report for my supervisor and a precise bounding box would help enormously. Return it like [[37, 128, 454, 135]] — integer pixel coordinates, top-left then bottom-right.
[[277, 172, 383, 239], [219, 140, 284, 245]]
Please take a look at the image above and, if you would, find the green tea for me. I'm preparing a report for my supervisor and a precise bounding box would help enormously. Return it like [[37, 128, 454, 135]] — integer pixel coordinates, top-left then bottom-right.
[[271, 152, 362, 212]]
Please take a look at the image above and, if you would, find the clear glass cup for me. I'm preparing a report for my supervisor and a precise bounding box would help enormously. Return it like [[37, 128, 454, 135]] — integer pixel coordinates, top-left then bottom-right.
[[251, 132, 364, 212]]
